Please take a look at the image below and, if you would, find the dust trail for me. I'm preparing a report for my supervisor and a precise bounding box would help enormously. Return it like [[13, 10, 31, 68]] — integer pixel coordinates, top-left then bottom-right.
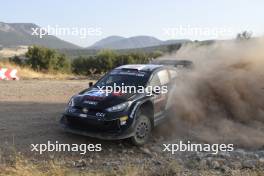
[[160, 38, 264, 149]]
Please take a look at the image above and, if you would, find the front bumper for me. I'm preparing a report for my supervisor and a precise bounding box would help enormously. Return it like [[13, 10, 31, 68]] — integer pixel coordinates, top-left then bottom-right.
[[60, 115, 135, 140]]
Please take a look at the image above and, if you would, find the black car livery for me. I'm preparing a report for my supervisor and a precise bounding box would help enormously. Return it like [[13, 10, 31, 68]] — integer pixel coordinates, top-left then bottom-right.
[[60, 61, 190, 145]]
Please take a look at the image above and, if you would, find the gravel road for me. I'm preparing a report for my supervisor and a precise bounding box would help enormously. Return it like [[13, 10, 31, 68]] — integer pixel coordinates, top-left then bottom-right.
[[0, 80, 263, 175]]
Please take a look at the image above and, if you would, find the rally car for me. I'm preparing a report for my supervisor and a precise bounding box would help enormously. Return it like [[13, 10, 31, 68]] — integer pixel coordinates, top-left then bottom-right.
[[60, 60, 191, 145]]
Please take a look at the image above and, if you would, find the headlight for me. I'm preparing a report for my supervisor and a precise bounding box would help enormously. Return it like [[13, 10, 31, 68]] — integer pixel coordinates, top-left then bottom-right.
[[68, 98, 75, 107], [106, 102, 129, 112]]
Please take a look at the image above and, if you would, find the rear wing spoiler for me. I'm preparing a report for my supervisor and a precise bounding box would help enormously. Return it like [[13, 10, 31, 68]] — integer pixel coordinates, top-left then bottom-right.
[[150, 59, 193, 69]]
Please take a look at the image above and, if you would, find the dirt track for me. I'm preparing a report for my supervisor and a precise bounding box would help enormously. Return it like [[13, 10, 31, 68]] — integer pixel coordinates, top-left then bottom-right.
[[0, 80, 90, 152], [0, 80, 176, 174], [0, 80, 263, 174], [0, 80, 128, 153]]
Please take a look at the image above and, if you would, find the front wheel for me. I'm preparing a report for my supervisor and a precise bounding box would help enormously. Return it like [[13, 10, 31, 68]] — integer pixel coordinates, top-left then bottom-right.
[[130, 114, 152, 146]]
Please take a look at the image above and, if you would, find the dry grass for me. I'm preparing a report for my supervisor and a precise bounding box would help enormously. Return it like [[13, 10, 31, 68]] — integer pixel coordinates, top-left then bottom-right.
[[0, 60, 74, 80], [0, 156, 66, 176], [0, 158, 143, 176], [0, 155, 263, 176], [0, 153, 144, 176]]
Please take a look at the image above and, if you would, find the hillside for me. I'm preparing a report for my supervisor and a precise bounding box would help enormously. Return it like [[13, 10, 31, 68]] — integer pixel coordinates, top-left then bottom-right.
[[60, 42, 188, 59], [89, 35, 190, 49], [0, 22, 80, 49]]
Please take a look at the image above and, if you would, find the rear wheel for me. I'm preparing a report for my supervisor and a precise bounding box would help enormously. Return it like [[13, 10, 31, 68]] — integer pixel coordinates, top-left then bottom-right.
[[130, 114, 152, 146]]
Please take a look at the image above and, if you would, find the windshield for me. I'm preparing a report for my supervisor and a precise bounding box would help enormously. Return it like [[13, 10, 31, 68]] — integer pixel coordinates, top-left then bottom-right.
[[95, 69, 150, 88]]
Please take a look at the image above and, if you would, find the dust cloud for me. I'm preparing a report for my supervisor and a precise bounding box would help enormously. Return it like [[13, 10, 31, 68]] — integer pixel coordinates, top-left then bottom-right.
[[160, 38, 264, 149]]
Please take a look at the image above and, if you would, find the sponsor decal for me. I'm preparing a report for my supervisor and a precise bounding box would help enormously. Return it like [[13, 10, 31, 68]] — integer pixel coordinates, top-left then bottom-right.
[[83, 100, 98, 105], [129, 102, 141, 119], [80, 114, 87, 118], [84, 90, 107, 97], [96, 112, 105, 117], [111, 91, 124, 96], [118, 71, 145, 77], [82, 108, 89, 113], [68, 108, 76, 113]]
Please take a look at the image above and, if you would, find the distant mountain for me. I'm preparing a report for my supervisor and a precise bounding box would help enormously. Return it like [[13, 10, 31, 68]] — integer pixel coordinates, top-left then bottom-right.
[[162, 39, 191, 45], [0, 22, 80, 49], [89, 35, 190, 50], [92, 36, 125, 48]]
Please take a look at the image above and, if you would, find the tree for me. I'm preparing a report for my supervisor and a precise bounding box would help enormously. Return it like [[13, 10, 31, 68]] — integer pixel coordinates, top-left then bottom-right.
[[72, 56, 89, 75], [9, 55, 23, 66], [96, 50, 117, 73], [71, 49, 166, 75], [167, 44, 182, 53], [55, 54, 71, 73], [25, 46, 71, 73], [236, 31, 252, 40]]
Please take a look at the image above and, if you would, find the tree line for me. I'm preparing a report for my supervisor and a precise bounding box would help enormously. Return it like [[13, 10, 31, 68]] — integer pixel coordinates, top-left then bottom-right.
[[9, 46, 163, 75]]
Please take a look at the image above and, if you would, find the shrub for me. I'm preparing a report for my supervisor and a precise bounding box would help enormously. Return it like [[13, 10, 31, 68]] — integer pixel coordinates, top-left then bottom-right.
[[25, 46, 71, 73]]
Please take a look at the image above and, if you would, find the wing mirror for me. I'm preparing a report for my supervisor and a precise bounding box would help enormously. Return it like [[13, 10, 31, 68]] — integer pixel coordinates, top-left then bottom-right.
[[88, 82, 94, 87]]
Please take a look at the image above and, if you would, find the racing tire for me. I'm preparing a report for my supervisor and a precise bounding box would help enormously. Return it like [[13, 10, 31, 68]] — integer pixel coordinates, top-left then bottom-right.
[[130, 114, 152, 146]]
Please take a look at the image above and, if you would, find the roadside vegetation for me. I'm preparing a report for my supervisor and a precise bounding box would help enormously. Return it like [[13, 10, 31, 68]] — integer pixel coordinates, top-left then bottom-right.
[[1, 154, 263, 176], [7, 46, 163, 77], [0, 60, 73, 79], [71, 49, 161, 75], [2, 31, 253, 79]]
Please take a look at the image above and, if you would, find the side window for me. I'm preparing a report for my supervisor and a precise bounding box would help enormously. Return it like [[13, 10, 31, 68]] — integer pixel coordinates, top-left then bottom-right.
[[157, 70, 170, 85], [149, 74, 161, 87]]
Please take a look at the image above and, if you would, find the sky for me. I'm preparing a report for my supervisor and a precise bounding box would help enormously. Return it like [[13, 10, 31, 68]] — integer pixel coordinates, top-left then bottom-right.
[[1, 0, 264, 47]]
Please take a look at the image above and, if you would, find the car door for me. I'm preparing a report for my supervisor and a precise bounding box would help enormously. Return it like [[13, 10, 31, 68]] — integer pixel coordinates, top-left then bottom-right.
[[165, 68, 177, 110], [149, 69, 170, 120]]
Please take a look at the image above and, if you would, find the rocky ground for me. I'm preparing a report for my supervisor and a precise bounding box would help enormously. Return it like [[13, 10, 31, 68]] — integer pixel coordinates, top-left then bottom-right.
[[0, 80, 263, 175]]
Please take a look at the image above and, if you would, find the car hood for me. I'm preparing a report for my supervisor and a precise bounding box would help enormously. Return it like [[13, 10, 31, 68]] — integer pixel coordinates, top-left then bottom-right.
[[73, 88, 136, 109]]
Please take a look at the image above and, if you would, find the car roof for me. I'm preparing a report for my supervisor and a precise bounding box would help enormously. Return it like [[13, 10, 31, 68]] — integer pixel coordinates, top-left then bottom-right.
[[115, 64, 163, 72]]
